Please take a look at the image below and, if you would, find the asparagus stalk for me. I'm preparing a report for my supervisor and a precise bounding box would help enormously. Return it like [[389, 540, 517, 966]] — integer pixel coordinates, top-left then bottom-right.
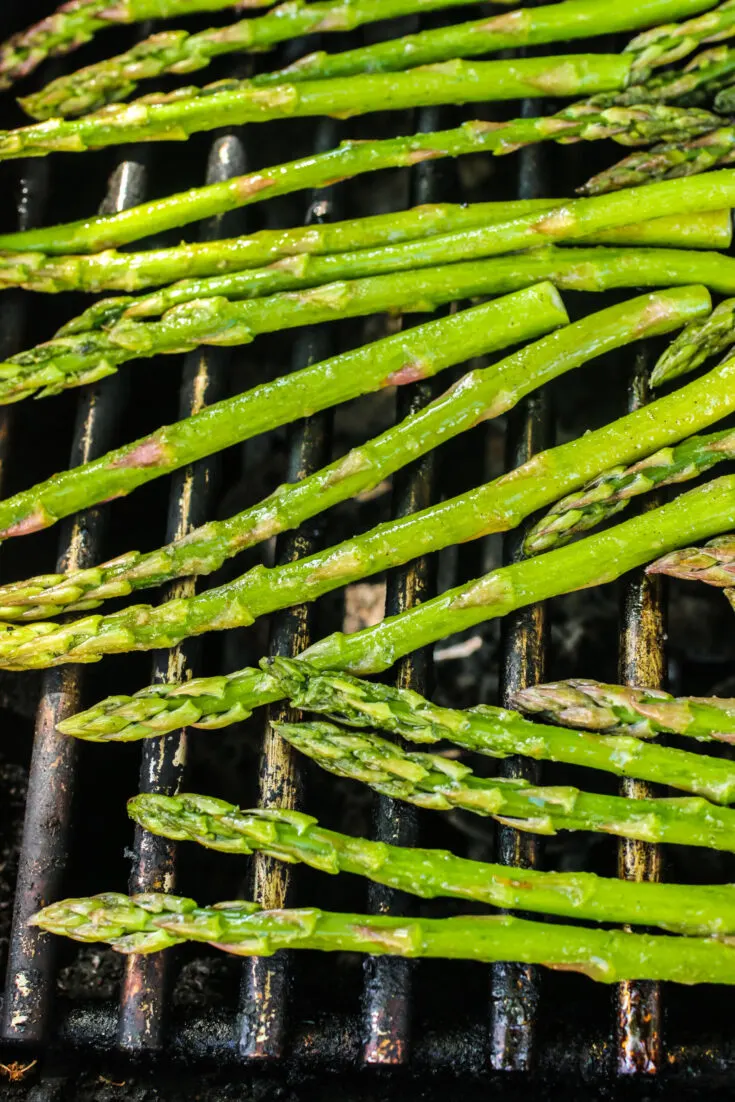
[[263, 657, 735, 803], [524, 427, 735, 554], [0, 284, 565, 534], [275, 717, 735, 853], [647, 533, 735, 585], [127, 794, 735, 935], [58, 474, 735, 741], [2, 203, 728, 297], [0, 55, 632, 163], [0, 291, 709, 669], [512, 679, 735, 744], [580, 126, 735, 195], [31, 890, 735, 984], [3, 301, 733, 623], [0, 113, 724, 258], [7, 245, 735, 407], [21, 0, 721, 121], [650, 297, 735, 385]]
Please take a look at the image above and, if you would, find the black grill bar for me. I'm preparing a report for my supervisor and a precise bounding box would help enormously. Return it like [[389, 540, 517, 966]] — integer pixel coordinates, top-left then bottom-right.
[[0, 159, 141, 1049], [360, 101, 454, 1069], [615, 348, 664, 1077], [490, 119, 549, 1076], [239, 116, 339, 1062], [117, 135, 243, 1055]]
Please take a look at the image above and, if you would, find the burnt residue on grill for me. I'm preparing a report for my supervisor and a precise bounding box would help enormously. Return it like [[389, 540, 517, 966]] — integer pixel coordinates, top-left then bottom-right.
[[1, 2, 735, 1098]]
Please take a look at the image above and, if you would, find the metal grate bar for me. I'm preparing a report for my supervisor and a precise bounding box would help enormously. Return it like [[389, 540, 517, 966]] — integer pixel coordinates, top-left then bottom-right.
[[360, 101, 455, 1069], [1, 159, 142, 1047], [490, 123, 549, 1077], [117, 134, 245, 1055], [615, 348, 664, 1077], [239, 117, 339, 1062]]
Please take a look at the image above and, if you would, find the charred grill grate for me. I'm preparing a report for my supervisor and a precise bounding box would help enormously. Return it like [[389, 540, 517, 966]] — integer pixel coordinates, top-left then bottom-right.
[[0, 3, 733, 1099]]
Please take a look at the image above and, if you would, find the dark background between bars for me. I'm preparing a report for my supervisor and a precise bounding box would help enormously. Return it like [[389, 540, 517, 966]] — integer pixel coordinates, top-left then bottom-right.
[[0, 2, 735, 1099]]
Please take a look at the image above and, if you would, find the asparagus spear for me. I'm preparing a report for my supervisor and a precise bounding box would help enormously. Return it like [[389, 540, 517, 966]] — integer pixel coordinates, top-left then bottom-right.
[[274, 717, 735, 853], [0, 291, 708, 669], [0, 113, 723, 258], [513, 680, 735, 744], [650, 297, 735, 385], [523, 427, 735, 554], [127, 794, 735, 935], [626, 0, 735, 75], [647, 533, 735, 585], [262, 657, 735, 803], [0, 283, 565, 534], [0, 55, 632, 163], [2, 203, 728, 297], [580, 126, 735, 195], [7, 246, 735, 407], [30, 890, 735, 984], [21, 0, 721, 120], [58, 475, 735, 741], [2, 302, 733, 623]]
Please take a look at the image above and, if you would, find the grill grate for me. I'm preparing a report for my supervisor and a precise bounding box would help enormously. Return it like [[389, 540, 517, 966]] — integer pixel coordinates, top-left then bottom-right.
[[0, 3, 734, 1098]]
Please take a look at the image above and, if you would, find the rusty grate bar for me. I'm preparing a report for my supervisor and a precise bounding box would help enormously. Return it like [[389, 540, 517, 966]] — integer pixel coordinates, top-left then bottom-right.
[[615, 348, 664, 1077], [360, 101, 455, 1069], [490, 125, 549, 1076], [117, 134, 245, 1055], [239, 117, 339, 1063], [1, 158, 141, 1047]]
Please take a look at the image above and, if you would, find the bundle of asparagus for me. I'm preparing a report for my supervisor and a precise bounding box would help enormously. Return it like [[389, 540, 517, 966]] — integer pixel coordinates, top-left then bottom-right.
[[126, 796, 735, 935], [56, 475, 735, 739], [0, 114, 728, 258], [255, 656, 735, 802], [0, 292, 711, 669], [19, 0, 725, 120], [1, 311, 733, 623], [5, 173, 735, 405], [1, 201, 728, 297], [30, 890, 735, 984]]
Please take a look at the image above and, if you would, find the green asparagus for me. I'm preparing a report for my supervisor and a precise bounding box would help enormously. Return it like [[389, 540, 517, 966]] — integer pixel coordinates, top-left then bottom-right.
[[21, 0, 721, 120], [512, 679, 735, 744], [263, 656, 735, 802], [524, 427, 735, 554], [0, 0, 275, 90], [647, 533, 735, 585], [2, 203, 728, 297], [2, 299, 733, 623], [0, 284, 565, 534], [275, 718, 735, 853], [580, 126, 735, 195], [0, 55, 632, 163], [626, 0, 735, 74], [0, 291, 710, 669], [127, 794, 735, 935], [0, 115, 726, 257], [8, 245, 735, 407], [31, 890, 735, 984], [58, 475, 735, 741], [64, 170, 735, 331], [651, 297, 735, 385]]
